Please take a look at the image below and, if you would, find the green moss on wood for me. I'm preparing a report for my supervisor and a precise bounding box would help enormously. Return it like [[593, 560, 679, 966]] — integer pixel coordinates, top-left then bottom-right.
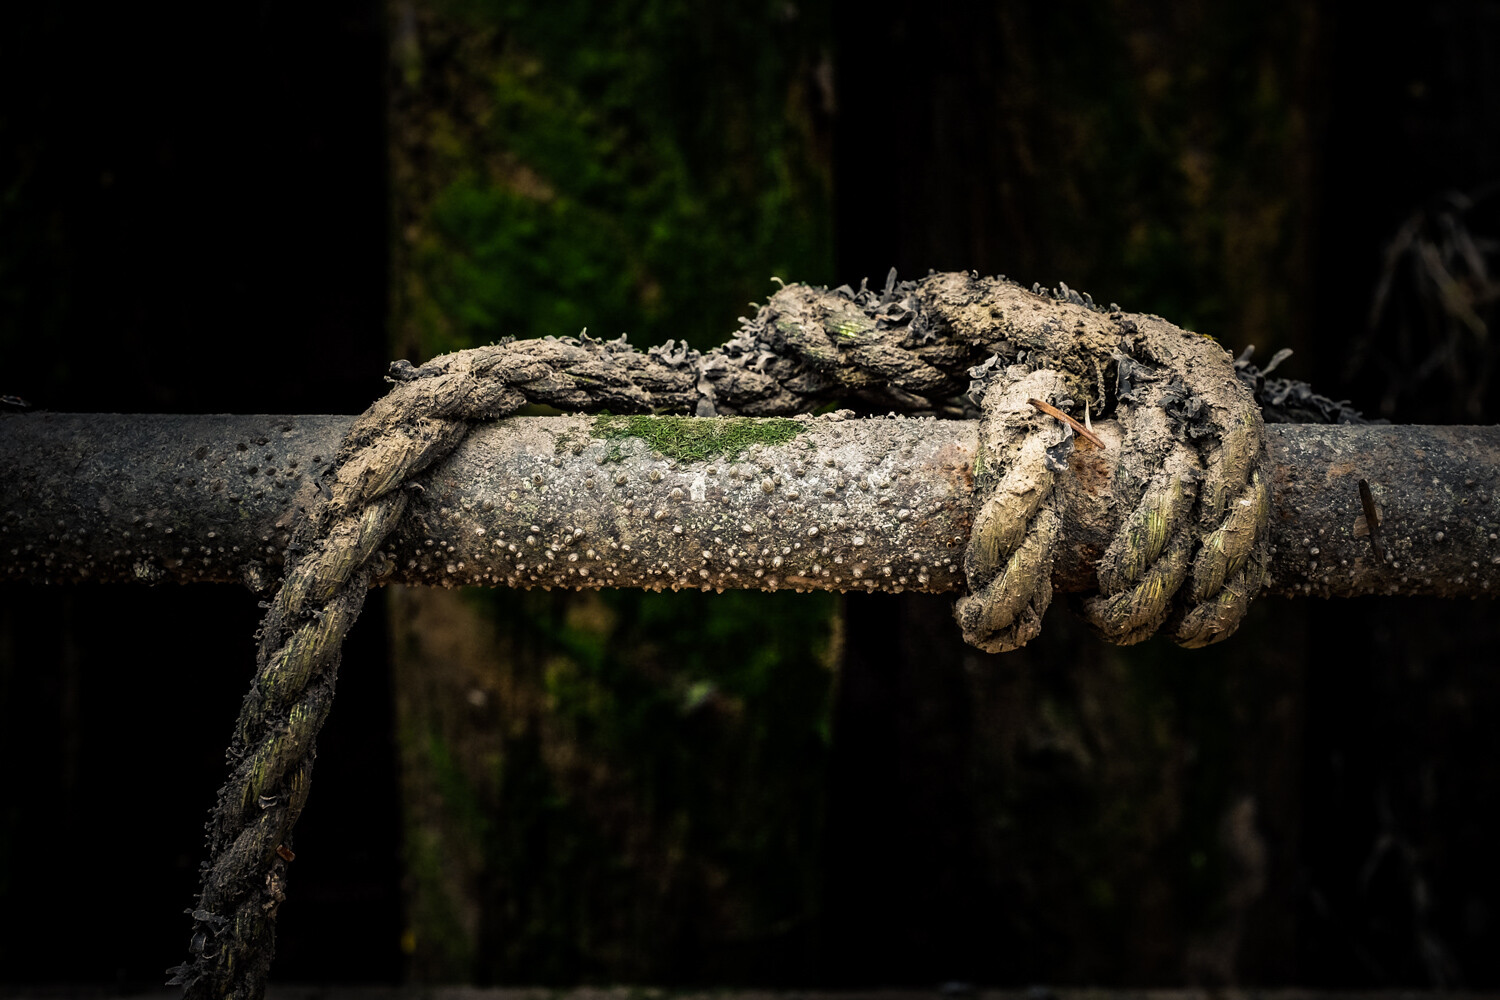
[[592, 414, 804, 462]]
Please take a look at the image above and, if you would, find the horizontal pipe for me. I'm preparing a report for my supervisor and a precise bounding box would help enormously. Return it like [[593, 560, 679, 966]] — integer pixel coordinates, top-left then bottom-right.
[[3, 413, 1499, 598]]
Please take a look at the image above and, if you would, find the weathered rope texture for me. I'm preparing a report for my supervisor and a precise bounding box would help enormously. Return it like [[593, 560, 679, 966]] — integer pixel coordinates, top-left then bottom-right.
[[954, 367, 1070, 651], [923, 273, 1271, 649], [170, 270, 1269, 998]]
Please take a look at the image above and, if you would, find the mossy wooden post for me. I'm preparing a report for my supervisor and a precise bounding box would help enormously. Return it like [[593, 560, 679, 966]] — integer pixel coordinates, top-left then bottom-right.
[[387, 0, 835, 980]]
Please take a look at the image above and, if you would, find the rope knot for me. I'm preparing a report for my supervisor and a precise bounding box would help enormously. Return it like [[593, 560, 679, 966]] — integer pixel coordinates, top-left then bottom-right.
[[930, 275, 1272, 651]]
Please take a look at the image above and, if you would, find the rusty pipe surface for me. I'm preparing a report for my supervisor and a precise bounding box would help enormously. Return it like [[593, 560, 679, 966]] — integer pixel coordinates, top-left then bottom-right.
[[3, 412, 1498, 598]]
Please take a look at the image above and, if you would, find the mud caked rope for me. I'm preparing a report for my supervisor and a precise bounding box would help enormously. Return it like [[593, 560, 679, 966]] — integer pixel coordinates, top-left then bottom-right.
[[170, 271, 1271, 998]]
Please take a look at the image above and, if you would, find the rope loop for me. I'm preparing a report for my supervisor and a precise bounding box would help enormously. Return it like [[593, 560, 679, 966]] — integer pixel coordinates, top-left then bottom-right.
[[954, 367, 1069, 652]]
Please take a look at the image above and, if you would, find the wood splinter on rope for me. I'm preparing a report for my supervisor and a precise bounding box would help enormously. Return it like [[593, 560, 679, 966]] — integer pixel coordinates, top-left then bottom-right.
[[83, 269, 1478, 999], [1028, 397, 1106, 449]]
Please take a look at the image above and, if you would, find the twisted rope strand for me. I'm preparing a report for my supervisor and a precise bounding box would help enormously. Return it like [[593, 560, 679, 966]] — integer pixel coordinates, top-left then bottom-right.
[[171, 272, 1273, 999], [955, 368, 1070, 652]]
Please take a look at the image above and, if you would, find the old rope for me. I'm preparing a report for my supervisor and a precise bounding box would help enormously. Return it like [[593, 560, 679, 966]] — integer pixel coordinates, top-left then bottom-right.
[[935, 275, 1272, 650], [170, 270, 1270, 998]]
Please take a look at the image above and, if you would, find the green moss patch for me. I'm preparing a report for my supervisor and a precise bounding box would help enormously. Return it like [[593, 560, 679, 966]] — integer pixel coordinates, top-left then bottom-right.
[[593, 414, 804, 462]]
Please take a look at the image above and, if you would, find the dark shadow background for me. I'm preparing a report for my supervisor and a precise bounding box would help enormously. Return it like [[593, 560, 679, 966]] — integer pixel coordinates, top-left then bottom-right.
[[3, 0, 1500, 989], [0, 0, 401, 985]]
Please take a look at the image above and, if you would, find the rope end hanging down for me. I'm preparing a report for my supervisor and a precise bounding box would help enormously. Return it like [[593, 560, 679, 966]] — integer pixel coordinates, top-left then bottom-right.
[[171, 271, 1273, 998]]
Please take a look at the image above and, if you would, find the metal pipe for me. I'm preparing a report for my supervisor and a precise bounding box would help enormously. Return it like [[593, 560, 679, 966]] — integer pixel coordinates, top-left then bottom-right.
[[4, 412, 1498, 598]]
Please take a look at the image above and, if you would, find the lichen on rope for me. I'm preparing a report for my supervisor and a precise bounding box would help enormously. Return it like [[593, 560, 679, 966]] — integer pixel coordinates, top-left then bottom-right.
[[170, 271, 1271, 999]]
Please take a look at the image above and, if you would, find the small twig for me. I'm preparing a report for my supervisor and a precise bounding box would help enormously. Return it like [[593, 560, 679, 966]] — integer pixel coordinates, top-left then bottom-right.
[[1028, 397, 1106, 449]]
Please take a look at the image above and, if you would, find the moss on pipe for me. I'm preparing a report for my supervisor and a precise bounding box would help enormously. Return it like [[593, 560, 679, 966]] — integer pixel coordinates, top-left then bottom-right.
[[592, 414, 805, 463]]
